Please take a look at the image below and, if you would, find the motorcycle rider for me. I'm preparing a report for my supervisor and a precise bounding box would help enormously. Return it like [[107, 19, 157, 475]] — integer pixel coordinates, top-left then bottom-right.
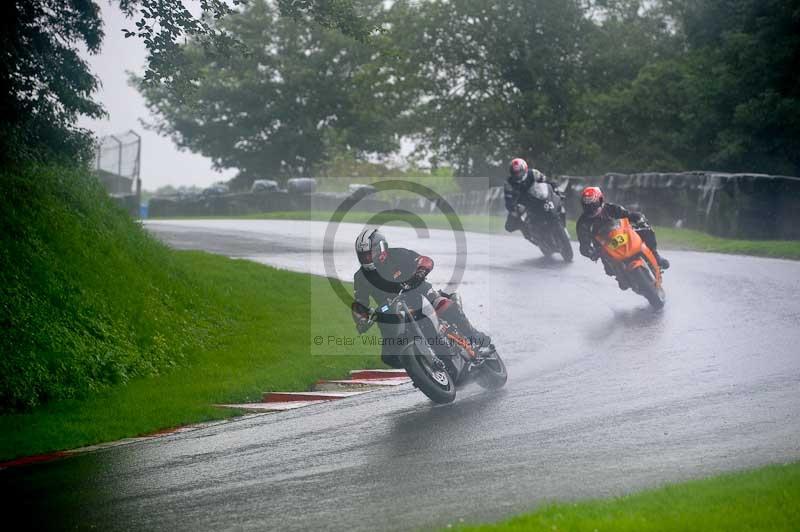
[[352, 228, 492, 369], [577, 186, 670, 284], [504, 157, 565, 235]]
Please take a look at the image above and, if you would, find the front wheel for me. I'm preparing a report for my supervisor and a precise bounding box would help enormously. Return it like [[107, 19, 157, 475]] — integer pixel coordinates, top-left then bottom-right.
[[475, 349, 508, 390], [557, 225, 573, 262], [403, 350, 456, 404], [633, 267, 665, 309], [521, 225, 541, 249]]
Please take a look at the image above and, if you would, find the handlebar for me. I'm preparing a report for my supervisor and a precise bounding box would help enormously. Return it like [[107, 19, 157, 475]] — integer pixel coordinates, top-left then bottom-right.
[[365, 288, 406, 327]]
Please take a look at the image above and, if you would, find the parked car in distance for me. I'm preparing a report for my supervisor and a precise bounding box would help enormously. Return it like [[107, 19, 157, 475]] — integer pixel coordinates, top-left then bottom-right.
[[287, 177, 317, 194], [202, 183, 229, 196], [250, 179, 280, 193], [348, 183, 377, 199]]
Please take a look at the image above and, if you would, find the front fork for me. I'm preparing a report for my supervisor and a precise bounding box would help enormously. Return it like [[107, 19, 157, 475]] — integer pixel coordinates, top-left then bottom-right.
[[401, 301, 458, 377]]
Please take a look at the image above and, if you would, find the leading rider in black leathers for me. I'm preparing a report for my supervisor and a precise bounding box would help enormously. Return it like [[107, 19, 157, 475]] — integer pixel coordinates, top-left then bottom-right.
[[352, 228, 491, 369]]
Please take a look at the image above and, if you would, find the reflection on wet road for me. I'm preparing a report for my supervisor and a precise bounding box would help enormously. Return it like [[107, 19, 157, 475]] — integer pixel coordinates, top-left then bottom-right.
[[2, 219, 799, 531]]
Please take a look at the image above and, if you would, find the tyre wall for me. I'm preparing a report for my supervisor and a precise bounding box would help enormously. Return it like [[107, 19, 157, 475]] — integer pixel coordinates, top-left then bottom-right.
[[394, 172, 800, 240], [147, 172, 800, 240]]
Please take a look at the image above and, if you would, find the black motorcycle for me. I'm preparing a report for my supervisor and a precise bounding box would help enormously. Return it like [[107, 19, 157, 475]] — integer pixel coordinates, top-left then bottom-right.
[[517, 182, 574, 262], [364, 290, 507, 404]]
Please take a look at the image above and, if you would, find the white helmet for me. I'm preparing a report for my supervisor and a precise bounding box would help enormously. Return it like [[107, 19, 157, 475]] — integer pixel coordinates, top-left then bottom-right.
[[509, 158, 529, 183], [355, 228, 387, 271]]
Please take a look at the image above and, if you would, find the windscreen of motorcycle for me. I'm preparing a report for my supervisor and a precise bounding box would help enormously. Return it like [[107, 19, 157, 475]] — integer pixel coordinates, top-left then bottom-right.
[[530, 182, 550, 200]]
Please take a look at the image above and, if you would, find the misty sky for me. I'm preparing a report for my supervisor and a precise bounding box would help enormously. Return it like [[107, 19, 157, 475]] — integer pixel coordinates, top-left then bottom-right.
[[78, 2, 235, 191]]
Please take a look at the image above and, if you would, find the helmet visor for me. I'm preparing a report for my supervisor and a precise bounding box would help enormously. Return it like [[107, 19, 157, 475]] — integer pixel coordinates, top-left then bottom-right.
[[582, 202, 602, 217], [357, 250, 373, 265]]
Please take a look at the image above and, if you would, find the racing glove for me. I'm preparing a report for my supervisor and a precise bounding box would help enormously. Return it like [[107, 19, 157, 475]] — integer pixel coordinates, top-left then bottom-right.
[[356, 316, 373, 334], [401, 269, 428, 291], [352, 301, 370, 332]]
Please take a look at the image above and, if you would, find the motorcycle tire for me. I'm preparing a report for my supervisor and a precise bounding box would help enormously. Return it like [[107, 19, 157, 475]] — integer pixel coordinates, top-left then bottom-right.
[[557, 226, 574, 262], [633, 266, 666, 309], [475, 349, 508, 390], [403, 350, 456, 404], [521, 226, 539, 247]]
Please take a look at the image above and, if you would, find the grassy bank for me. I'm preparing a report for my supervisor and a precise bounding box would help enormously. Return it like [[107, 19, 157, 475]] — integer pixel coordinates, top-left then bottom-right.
[[214, 211, 800, 260], [0, 164, 379, 461], [457, 462, 800, 531], [0, 251, 379, 461], [1, 162, 202, 412]]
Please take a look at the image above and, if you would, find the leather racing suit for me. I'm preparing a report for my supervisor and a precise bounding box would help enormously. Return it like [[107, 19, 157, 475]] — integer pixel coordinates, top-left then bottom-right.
[[351, 248, 489, 368], [504, 168, 564, 233], [576, 202, 666, 273]]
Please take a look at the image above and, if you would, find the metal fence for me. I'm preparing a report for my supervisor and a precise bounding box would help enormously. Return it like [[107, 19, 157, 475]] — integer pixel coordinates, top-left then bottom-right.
[[94, 130, 141, 216]]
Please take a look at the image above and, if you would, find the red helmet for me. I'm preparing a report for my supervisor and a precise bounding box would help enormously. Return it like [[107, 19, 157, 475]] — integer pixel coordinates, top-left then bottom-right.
[[581, 186, 604, 217], [509, 158, 528, 183]]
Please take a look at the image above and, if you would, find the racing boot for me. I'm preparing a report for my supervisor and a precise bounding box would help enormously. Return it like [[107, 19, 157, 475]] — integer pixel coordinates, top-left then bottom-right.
[[654, 251, 670, 270], [451, 302, 494, 357], [635, 223, 669, 271], [472, 334, 495, 359], [459, 324, 493, 358], [505, 213, 521, 233], [434, 292, 494, 358]]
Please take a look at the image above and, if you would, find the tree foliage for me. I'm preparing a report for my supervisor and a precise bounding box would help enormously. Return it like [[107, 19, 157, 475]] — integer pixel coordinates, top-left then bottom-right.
[[138, 0, 412, 181], [0, 0, 375, 164], [394, 0, 592, 176], [0, 0, 105, 162], [400, 0, 800, 176], [2, 0, 798, 177], [575, 0, 800, 175], [276, 0, 378, 42]]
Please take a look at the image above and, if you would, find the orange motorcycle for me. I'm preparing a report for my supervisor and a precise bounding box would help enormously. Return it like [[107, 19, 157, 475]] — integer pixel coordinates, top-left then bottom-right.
[[595, 217, 666, 309]]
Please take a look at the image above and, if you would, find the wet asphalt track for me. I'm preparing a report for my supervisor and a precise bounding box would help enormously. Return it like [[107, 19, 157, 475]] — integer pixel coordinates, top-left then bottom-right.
[[3, 219, 800, 531]]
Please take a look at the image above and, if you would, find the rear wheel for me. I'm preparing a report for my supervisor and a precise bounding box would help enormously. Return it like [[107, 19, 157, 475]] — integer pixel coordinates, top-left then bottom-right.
[[633, 267, 665, 309], [476, 349, 508, 390], [404, 349, 456, 404]]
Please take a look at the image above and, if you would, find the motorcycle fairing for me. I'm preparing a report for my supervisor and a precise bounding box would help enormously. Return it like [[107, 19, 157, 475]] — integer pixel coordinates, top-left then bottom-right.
[[596, 217, 662, 287]]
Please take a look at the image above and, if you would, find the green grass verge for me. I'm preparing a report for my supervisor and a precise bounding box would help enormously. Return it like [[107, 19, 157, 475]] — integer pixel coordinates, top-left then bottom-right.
[[456, 462, 800, 531], [0, 163, 381, 461], [0, 251, 380, 461], [206, 211, 800, 260], [646, 225, 800, 259]]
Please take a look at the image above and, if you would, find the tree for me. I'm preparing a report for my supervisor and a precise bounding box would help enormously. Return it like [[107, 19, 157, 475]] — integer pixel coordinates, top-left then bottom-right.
[[681, 0, 800, 174], [276, 0, 378, 42], [393, 0, 593, 177], [137, 0, 412, 181], [567, 59, 702, 173], [572, 0, 800, 175], [0, 0, 375, 164], [0, 1, 105, 162]]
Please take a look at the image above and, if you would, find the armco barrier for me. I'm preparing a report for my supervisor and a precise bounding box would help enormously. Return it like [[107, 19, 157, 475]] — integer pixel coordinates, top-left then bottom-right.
[[558, 173, 800, 240], [393, 172, 800, 240], [147, 172, 800, 240], [148, 190, 391, 219]]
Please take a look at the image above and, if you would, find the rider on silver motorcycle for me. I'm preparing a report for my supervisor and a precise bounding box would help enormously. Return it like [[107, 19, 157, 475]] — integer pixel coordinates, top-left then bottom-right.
[[352, 228, 492, 369], [503, 157, 565, 233]]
